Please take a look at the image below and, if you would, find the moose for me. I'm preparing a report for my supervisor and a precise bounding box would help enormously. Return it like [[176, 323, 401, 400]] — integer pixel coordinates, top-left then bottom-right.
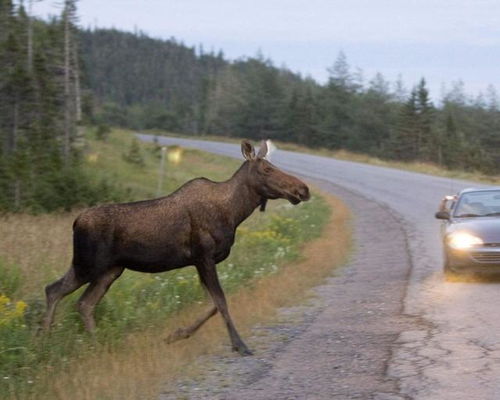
[[42, 140, 310, 355]]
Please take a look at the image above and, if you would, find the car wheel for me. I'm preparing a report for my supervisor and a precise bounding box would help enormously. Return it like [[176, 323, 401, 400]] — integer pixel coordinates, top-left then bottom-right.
[[443, 252, 459, 281]]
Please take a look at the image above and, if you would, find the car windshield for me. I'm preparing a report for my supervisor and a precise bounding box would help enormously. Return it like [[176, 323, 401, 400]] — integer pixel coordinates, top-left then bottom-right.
[[454, 190, 500, 218]]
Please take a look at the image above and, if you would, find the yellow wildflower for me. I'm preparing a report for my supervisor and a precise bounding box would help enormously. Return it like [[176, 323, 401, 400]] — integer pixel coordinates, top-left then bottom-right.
[[0, 294, 27, 326], [15, 300, 27, 316]]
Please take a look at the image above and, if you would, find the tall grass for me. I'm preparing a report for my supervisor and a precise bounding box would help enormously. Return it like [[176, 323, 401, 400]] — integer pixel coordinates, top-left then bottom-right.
[[0, 129, 339, 399]]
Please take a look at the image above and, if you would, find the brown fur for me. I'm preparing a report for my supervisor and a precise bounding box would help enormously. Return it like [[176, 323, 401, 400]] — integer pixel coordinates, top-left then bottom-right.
[[42, 140, 309, 355]]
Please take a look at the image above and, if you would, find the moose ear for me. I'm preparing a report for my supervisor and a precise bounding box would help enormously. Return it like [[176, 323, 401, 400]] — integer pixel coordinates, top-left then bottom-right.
[[241, 140, 255, 160], [256, 140, 268, 159]]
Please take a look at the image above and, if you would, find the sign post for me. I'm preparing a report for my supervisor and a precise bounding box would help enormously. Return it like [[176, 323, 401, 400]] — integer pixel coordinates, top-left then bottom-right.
[[156, 146, 167, 197]]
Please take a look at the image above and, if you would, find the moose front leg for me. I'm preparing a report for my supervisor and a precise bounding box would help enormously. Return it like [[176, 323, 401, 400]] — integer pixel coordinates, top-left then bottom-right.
[[196, 261, 253, 356]]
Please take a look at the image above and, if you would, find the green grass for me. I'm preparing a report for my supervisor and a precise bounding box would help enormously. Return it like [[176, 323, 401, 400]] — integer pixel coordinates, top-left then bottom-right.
[[84, 129, 241, 201], [0, 128, 331, 399]]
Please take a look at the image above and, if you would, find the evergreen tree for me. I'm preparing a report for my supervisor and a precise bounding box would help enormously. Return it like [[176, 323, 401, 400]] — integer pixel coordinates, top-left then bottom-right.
[[354, 72, 395, 153], [61, 0, 79, 163], [387, 79, 436, 161], [327, 51, 352, 90], [393, 74, 408, 102], [282, 85, 320, 145], [316, 52, 358, 149], [415, 78, 435, 160], [438, 112, 462, 168], [123, 138, 145, 166], [0, 0, 119, 211], [235, 56, 286, 140], [388, 89, 419, 160]]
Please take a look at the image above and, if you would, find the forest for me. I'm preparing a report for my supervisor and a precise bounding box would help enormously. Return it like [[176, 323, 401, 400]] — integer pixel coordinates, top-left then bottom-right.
[[0, 0, 119, 212], [1, 0, 499, 212], [81, 29, 500, 174]]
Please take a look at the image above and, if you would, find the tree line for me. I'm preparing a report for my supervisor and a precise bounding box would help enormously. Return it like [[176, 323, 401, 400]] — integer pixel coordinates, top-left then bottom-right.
[[81, 29, 499, 174]]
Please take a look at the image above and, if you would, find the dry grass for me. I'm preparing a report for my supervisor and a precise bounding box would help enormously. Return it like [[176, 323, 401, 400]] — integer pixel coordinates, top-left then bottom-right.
[[27, 191, 351, 400], [0, 212, 77, 296]]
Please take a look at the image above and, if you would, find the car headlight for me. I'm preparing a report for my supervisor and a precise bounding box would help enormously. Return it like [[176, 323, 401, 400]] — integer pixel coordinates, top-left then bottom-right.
[[447, 232, 483, 249]]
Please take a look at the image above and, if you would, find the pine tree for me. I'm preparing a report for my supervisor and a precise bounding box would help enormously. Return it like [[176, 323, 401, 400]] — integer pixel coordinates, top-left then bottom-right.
[[0, 2, 38, 208], [61, 0, 79, 164], [317, 52, 358, 149], [388, 89, 419, 160], [232, 56, 285, 140], [0, 0, 113, 211], [123, 138, 145, 166], [415, 78, 435, 160], [327, 51, 352, 90], [353, 72, 395, 153], [283, 85, 320, 145], [439, 112, 461, 168]]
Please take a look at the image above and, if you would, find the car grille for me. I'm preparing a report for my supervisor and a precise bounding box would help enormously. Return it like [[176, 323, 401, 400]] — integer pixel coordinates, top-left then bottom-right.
[[471, 252, 500, 263]]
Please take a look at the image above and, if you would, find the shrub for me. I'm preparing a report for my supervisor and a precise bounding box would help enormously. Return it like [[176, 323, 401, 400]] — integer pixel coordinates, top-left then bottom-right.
[[95, 124, 111, 141], [122, 139, 145, 167]]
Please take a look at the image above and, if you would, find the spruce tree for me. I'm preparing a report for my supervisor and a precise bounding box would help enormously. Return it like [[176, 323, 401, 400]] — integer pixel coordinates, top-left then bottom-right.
[[123, 139, 145, 166], [388, 89, 419, 160], [415, 78, 435, 160]]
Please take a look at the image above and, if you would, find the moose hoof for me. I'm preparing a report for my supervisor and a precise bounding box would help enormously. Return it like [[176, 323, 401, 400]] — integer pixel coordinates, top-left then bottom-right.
[[165, 328, 190, 344], [36, 325, 47, 337], [234, 345, 253, 356]]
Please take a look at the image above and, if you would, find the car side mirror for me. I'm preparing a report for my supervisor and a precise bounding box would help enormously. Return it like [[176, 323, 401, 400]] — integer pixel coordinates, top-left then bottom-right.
[[435, 211, 450, 220]]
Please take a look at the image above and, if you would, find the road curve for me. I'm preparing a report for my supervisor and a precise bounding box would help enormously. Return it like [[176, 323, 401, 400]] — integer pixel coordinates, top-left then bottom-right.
[[137, 134, 500, 400]]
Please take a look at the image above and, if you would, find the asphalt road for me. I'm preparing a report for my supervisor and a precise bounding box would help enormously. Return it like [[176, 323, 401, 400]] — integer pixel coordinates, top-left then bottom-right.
[[137, 134, 500, 400]]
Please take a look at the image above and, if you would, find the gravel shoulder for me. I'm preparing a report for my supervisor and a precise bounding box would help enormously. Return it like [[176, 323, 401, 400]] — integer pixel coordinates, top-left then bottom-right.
[[160, 180, 422, 400]]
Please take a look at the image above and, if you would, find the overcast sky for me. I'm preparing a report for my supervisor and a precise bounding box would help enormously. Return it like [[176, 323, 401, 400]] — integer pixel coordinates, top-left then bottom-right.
[[33, 0, 499, 99]]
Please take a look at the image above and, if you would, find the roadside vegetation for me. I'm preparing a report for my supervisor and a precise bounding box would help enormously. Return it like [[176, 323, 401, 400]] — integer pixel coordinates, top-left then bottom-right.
[[146, 130, 500, 186], [0, 129, 349, 400]]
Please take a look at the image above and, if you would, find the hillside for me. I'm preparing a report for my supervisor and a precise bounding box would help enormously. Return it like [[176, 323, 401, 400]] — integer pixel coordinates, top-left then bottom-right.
[[80, 28, 500, 175]]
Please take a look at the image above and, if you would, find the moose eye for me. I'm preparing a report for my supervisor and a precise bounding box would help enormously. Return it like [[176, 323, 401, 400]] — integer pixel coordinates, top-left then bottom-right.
[[263, 166, 273, 174]]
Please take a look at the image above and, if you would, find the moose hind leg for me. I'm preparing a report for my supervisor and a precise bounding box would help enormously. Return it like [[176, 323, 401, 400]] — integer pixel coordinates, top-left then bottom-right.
[[166, 280, 219, 343], [196, 262, 252, 356], [166, 306, 217, 344], [77, 266, 124, 332], [43, 265, 85, 331]]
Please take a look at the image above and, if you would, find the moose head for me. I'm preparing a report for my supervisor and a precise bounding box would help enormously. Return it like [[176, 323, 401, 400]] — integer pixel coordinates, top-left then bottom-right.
[[241, 140, 310, 211]]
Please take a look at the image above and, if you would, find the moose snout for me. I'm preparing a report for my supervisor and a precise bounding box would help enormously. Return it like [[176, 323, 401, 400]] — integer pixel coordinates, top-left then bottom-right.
[[294, 184, 310, 202]]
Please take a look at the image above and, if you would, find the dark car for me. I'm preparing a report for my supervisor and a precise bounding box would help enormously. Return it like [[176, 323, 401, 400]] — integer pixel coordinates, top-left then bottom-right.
[[435, 187, 500, 279]]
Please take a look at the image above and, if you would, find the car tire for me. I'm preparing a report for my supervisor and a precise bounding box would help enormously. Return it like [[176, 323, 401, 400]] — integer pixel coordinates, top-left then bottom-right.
[[443, 252, 459, 281], [443, 254, 477, 282], [443, 260, 455, 281]]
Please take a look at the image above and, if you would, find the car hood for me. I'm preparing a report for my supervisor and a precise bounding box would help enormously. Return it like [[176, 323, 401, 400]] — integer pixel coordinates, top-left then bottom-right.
[[449, 217, 500, 243]]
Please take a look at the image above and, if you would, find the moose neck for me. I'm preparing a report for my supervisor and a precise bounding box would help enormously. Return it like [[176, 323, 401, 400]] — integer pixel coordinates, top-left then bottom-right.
[[224, 161, 263, 228]]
